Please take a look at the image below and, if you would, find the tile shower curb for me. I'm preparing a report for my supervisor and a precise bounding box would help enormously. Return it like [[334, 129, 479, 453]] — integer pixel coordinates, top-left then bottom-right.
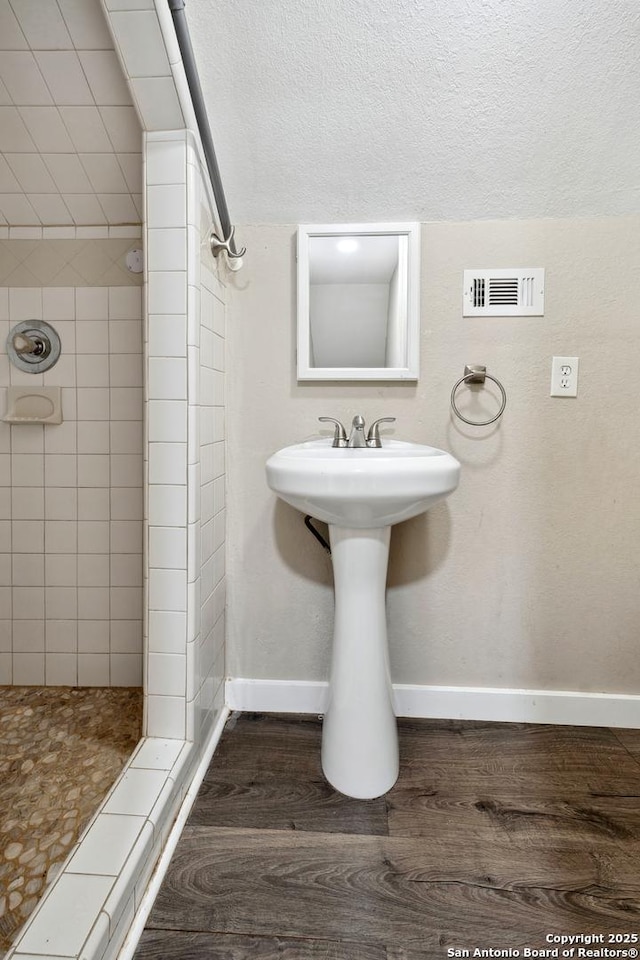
[[6, 706, 230, 960]]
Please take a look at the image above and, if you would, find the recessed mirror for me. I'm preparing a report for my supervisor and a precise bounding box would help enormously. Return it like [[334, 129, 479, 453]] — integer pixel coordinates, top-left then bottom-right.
[[297, 222, 420, 380]]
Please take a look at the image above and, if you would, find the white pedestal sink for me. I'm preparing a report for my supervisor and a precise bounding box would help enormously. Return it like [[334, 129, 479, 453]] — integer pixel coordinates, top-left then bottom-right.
[[266, 438, 460, 799]]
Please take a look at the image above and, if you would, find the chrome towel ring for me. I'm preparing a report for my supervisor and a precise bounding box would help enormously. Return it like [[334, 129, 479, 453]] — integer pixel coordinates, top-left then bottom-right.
[[451, 364, 507, 426]]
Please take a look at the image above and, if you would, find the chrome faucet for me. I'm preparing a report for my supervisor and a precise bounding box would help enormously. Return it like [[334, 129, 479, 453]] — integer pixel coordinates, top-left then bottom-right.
[[347, 414, 367, 447], [318, 415, 396, 448]]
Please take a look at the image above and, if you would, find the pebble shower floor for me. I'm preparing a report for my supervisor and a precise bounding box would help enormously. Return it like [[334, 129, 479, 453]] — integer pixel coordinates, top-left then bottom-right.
[[0, 686, 142, 953]]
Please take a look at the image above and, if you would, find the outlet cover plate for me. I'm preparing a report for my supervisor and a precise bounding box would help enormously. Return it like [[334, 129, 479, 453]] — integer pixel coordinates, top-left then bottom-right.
[[550, 356, 579, 397]]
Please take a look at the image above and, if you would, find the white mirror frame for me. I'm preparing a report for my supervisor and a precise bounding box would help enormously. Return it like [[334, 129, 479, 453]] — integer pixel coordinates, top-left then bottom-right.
[[297, 221, 421, 381]]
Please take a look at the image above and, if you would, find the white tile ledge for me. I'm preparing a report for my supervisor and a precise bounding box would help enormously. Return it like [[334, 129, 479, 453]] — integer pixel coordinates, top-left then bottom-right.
[[6, 734, 197, 960], [8, 708, 230, 960]]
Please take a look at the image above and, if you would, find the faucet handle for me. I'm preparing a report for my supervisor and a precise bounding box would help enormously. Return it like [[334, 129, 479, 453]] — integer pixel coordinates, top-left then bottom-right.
[[318, 417, 347, 447], [366, 417, 396, 447]]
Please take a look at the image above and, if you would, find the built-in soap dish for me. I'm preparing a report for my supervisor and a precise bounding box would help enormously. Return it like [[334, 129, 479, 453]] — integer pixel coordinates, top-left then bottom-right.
[[4, 386, 62, 424]]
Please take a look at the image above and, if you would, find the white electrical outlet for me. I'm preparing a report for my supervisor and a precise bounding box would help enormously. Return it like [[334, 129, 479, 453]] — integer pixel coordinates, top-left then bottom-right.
[[550, 356, 579, 397]]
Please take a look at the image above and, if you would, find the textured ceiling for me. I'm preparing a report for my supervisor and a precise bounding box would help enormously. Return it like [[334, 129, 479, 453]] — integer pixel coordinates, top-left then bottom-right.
[[186, 0, 640, 224], [0, 0, 142, 226]]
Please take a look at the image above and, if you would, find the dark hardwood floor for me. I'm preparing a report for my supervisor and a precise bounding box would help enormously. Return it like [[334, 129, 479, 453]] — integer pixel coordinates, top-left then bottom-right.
[[135, 714, 640, 960]]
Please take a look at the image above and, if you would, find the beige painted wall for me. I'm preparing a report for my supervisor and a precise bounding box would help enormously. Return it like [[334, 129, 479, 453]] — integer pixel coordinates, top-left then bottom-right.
[[226, 216, 640, 694]]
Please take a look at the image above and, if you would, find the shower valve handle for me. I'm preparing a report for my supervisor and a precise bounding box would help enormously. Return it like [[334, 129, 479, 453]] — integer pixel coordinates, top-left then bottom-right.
[[13, 333, 42, 356]]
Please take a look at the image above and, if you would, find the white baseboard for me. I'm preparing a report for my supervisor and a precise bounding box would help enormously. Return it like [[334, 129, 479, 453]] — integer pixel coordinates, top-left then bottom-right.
[[225, 678, 640, 728], [227, 678, 328, 715]]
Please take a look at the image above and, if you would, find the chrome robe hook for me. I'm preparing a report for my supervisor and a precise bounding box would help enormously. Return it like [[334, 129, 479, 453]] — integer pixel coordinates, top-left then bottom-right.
[[209, 226, 246, 270]]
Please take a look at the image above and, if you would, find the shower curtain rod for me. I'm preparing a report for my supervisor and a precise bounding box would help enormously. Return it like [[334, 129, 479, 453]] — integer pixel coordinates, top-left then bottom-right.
[[168, 0, 242, 259]]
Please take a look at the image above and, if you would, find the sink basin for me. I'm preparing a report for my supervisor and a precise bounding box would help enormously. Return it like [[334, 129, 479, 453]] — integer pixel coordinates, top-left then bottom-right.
[[266, 438, 460, 528], [265, 435, 461, 799]]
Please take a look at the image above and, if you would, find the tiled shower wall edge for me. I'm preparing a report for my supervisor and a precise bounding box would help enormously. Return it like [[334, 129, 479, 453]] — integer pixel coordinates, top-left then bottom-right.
[[144, 128, 226, 744], [6, 129, 228, 960]]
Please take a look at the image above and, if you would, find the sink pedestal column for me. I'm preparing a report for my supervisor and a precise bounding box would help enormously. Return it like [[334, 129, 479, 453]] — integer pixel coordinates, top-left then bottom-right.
[[321, 524, 398, 799]]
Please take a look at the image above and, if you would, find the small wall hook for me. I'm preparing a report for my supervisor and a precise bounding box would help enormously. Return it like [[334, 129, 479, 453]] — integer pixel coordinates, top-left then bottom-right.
[[209, 226, 246, 271]]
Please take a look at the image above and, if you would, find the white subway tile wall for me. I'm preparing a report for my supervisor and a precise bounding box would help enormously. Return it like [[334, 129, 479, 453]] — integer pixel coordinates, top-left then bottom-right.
[[0, 282, 143, 686], [145, 130, 225, 744]]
